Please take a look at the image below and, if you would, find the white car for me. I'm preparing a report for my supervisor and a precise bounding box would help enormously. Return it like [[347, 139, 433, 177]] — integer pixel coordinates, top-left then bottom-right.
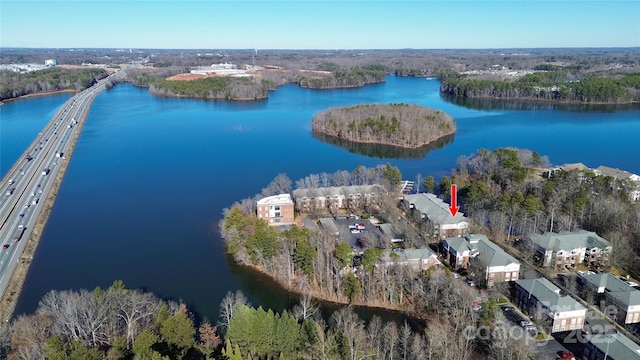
[[350, 229, 361, 234]]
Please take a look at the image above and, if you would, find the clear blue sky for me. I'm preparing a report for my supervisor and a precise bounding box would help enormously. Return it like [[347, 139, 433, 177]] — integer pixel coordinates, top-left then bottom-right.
[[1, 1, 639, 49]]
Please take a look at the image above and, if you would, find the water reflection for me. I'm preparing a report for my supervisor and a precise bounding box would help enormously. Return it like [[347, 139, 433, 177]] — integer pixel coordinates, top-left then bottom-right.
[[442, 94, 640, 113], [227, 254, 424, 329], [312, 132, 455, 160]]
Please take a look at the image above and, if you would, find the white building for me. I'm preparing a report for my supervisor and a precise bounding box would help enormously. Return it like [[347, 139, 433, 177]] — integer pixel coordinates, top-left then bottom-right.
[[256, 194, 295, 226]]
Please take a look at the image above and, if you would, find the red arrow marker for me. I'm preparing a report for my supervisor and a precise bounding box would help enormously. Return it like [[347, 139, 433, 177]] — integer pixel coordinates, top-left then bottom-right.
[[449, 184, 460, 217]]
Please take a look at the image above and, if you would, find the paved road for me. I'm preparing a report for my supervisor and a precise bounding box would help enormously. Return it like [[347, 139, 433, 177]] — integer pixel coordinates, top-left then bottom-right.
[[0, 71, 121, 301]]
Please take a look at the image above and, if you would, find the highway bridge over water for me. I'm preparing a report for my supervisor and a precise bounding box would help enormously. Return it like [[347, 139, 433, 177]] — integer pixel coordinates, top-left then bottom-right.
[[0, 70, 124, 310]]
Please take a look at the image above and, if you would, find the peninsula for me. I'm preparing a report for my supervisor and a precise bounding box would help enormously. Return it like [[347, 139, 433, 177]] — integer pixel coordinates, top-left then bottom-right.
[[311, 103, 456, 149]]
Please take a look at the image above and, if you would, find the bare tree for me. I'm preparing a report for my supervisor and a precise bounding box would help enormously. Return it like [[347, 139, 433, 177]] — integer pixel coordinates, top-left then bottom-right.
[[9, 314, 53, 360], [113, 289, 162, 345], [399, 321, 412, 360], [292, 293, 319, 321], [218, 290, 250, 330], [382, 321, 399, 360], [330, 307, 371, 360]]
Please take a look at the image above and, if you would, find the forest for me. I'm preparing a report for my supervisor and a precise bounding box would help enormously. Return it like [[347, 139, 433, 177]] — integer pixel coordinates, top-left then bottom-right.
[[311, 104, 455, 149], [298, 66, 386, 89], [148, 77, 269, 101], [446, 148, 640, 278], [440, 71, 640, 104], [0, 67, 109, 101], [0, 281, 529, 360]]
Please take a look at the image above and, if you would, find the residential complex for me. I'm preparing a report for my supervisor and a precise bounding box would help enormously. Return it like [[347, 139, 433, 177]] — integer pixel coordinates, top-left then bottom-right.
[[595, 165, 640, 202], [402, 193, 470, 239], [442, 234, 520, 286], [514, 277, 587, 333], [381, 247, 441, 271], [579, 272, 640, 324], [293, 185, 385, 213], [527, 230, 611, 270], [549, 163, 640, 202], [256, 194, 295, 225]]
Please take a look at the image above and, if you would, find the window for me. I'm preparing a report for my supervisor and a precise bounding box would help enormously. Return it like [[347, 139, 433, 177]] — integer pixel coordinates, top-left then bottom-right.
[[274, 206, 280, 211], [275, 212, 281, 218]]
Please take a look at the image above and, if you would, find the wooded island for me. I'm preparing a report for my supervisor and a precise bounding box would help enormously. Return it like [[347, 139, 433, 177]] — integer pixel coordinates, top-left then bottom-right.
[[311, 103, 456, 149]]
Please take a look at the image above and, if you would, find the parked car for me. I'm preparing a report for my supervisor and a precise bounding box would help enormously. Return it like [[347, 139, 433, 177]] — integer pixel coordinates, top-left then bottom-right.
[[466, 278, 477, 287], [557, 351, 575, 360]]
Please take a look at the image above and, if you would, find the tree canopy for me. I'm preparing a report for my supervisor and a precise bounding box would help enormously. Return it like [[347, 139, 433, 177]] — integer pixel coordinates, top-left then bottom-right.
[[312, 103, 455, 148]]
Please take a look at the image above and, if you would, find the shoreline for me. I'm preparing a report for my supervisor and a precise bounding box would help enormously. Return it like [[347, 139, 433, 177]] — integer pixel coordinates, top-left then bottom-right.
[[0, 90, 95, 330], [2, 89, 77, 103], [229, 251, 409, 314], [441, 92, 640, 106], [312, 130, 456, 150]]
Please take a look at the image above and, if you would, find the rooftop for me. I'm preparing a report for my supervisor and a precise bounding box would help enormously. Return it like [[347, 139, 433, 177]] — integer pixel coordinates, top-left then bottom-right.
[[318, 218, 339, 235], [528, 230, 611, 252], [257, 193, 294, 206], [293, 184, 386, 199], [584, 333, 640, 359], [595, 165, 638, 181], [581, 273, 634, 293], [382, 247, 438, 264], [516, 277, 586, 312], [404, 193, 468, 225], [558, 162, 590, 171], [443, 234, 520, 267]]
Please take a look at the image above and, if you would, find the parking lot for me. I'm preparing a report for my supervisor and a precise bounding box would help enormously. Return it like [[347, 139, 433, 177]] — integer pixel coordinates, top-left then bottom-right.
[[331, 216, 384, 250]]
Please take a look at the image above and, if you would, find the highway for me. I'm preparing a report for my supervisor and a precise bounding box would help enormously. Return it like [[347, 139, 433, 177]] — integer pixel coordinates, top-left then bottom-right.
[[0, 71, 121, 303]]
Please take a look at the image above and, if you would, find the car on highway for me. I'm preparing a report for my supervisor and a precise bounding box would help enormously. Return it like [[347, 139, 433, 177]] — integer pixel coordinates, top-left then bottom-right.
[[350, 229, 361, 234], [8, 179, 14, 185], [19, 213, 25, 218], [24, 204, 29, 208], [2, 244, 9, 250]]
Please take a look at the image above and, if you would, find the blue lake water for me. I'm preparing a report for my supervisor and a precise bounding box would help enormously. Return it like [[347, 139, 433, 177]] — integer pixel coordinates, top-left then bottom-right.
[[2, 76, 640, 321]]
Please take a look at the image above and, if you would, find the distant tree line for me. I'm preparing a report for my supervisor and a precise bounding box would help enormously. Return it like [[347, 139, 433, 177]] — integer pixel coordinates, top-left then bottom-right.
[[311, 104, 455, 149], [299, 66, 386, 89], [0, 67, 108, 101], [148, 77, 269, 101], [440, 71, 640, 104]]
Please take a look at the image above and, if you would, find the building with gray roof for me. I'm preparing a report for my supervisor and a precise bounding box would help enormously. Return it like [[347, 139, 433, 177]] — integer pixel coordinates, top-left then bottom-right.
[[402, 193, 469, 239], [381, 247, 441, 271], [515, 277, 586, 333], [583, 333, 640, 360], [579, 273, 640, 324], [442, 234, 520, 286], [527, 230, 611, 270]]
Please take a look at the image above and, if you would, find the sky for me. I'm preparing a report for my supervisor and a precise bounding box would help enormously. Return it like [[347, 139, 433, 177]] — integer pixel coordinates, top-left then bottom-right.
[[1, 1, 639, 49]]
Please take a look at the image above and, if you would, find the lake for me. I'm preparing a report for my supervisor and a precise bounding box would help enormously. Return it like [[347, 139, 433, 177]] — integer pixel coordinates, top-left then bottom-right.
[[2, 76, 639, 322]]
